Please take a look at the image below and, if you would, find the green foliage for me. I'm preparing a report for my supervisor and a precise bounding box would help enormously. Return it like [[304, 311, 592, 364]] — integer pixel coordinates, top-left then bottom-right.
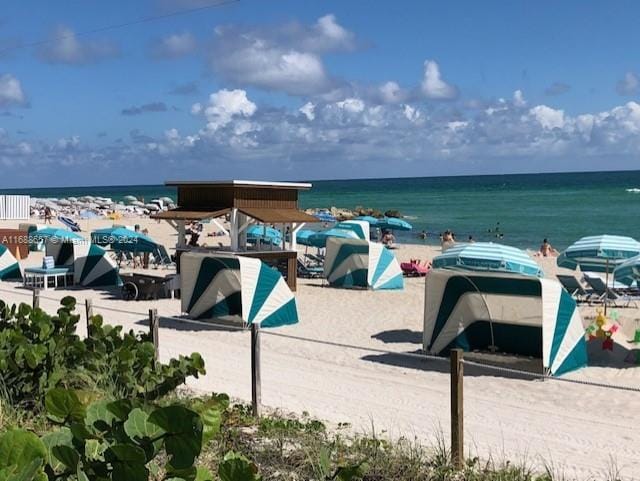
[[0, 429, 47, 481], [0, 298, 205, 409], [218, 452, 261, 481]]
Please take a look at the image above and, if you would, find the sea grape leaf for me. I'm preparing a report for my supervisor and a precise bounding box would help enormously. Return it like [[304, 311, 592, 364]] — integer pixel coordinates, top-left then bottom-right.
[[0, 430, 47, 470], [51, 445, 79, 470], [41, 428, 73, 473], [148, 406, 202, 470], [45, 389, 85, 423], [124, 408, 164, 443], [85, 400, 118, 433], [218, 451, 261, 481]]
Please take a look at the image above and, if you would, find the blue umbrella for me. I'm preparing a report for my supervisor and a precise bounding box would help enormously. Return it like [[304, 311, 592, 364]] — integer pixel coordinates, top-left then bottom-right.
[[307, 228, 360, 248], [313, 210, 337, 223], [91, 227, 158, 253], [377, 217, 412, 231], [33, 228, 84, 243], [433, 242, 543, 277], [246, 225, 282, 246], [296, 229, 316, 247], [613, 255, 640, 287], [354, 215, 380, 226], [557, 234, 640, 312]]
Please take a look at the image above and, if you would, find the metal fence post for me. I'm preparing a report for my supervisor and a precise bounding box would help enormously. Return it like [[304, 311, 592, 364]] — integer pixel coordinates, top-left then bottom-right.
[[32, 288, 40, 310], [148, 308, 159, 362], [85, 299, 93, 335], [251, 322, 262, 417], [451, 348, 464, 469]]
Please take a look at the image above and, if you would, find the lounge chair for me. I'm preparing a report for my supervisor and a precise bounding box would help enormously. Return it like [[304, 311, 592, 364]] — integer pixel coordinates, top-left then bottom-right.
[[401, 259, 431, 277], [152, 245, 175, 269], [297, 259, 324, 279], [583, 274, 639, 308], [556, 275, 589, 303]]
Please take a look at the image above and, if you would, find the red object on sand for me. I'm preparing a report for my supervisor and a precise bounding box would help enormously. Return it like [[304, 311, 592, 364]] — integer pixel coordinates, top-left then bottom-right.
[[400, 259, 431, 277], [602, 338, 614, 351]]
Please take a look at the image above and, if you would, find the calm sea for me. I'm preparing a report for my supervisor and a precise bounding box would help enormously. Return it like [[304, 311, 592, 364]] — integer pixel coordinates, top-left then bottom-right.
[[2, 170, 639, 250]]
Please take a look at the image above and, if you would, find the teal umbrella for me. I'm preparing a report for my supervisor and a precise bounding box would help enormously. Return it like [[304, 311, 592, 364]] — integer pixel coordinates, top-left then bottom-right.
[[308, 228, 360, 248], [91, 227, 158, 253], [246, 225, 282, 246], [354, 215, 380, 226], [377, 217, 412, 231], [557, 234, 640, 312], [613, 255, 640, 287], [296, 229, 316, 247], [33, 228, 84, 243], [433, 242, 543, 277]]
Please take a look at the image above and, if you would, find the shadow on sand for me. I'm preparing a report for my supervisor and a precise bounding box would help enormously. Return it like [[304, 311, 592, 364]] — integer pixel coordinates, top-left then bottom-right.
[[371, 329, 422, 344]]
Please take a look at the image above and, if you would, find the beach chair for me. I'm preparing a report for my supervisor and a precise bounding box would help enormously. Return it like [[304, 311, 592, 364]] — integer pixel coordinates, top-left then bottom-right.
[[297, 259, 324, 279], [556, 275, 589, 303], [400, 259, 431, 277], [152, 245, 175, 269], [582, 274, 639, 308], [304, 253, 323, 267]]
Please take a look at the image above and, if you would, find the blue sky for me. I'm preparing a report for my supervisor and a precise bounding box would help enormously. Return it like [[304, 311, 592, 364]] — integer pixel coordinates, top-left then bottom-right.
[[1, 0, 640, 187]]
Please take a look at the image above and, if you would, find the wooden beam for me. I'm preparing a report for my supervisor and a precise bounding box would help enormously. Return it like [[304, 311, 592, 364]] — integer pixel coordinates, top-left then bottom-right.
[[251, 322, 262, 417], [450, 348, 464, 469]]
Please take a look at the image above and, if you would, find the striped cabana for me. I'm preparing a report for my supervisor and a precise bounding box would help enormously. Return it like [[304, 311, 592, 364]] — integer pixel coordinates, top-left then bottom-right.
[[324, 237, 404, 290], [0, 244, 21, 280], [180, 252, 298, 328], [45, 241, 120, 287], [423, 269, 587, 376]]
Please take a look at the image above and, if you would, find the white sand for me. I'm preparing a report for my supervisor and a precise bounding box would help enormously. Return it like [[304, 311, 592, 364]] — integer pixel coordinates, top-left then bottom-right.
[[1, 217, 640, 480]]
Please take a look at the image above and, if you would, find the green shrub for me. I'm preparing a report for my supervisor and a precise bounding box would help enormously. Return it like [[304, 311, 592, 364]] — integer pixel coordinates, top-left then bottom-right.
[[0, 298, 204, 410]]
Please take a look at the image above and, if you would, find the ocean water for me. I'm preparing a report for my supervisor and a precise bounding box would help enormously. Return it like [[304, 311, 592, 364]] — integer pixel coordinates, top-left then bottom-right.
[[2, 170, 639, 250]]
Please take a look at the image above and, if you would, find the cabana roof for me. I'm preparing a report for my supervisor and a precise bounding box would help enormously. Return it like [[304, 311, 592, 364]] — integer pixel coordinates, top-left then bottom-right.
[[165, 180, 312, 190]]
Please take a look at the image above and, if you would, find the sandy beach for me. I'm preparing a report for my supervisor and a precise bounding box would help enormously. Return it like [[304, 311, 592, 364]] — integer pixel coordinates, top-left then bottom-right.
[[1, 216, 639, 480]]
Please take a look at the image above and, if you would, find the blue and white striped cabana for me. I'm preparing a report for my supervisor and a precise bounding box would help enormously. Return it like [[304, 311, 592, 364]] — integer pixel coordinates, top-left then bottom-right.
[[324, 237, 404, 290], [433, 242, 543, 277], [180, 252, 298, 328], [0, 245, 21, 280], [45, 240, 120, 287], [424, 269, 587, 376]]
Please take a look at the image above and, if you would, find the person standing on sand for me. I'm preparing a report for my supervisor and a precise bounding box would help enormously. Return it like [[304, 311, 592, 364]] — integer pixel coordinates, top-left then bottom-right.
[[44, 206, 52, 224], [539, 238, 558, 257]]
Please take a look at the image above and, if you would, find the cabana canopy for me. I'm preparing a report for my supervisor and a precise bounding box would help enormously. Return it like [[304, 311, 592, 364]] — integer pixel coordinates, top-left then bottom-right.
[[180, 252, 298, 328], [45, 240, 120, 287], [324, 238, 403, 290], [423, 269, 587, 376], [0, 245, 21, 280]]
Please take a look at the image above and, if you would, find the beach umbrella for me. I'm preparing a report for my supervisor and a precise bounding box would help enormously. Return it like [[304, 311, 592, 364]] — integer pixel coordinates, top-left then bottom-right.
[[33, 228, 84, 243], [307, 228, 360, 248], [354, 215, 380, 226], [613, 255, 640, 286], [557, 234, 640, 312], [122, 195, 138, 204], [130, 200, 145, 207], [335, 221, 370, 240], [313, 210, 337, 223], [433, 242, 543, 277], [377, 217, 412, 231], [79, 210, 100, 220], [159, 196, 174, 204], [145, 203, 160, 211], [296, 229, 316, 246], [246, 225, 282, 246], [91, 227, 158, 253]]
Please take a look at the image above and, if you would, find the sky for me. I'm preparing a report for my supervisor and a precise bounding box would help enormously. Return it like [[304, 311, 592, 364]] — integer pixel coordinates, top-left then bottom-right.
[[1, 0, 640, 187]]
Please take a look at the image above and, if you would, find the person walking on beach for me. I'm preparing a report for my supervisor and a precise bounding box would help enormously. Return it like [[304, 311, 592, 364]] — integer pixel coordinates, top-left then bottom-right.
[[539, 238, 558, 257], [44, 206, 52, 224]]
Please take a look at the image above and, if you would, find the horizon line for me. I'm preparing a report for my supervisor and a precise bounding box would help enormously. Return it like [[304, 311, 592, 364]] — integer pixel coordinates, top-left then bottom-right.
[[1, 167, 639, 192]]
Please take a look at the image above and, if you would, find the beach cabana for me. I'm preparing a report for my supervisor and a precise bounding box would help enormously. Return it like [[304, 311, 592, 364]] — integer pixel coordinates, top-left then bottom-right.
[[423, 269, 587, 376], [0, 245, 21, 280], [433, 242, 544, 277], [180, 252, 298, 328], [45, 240, 120, 287], [324, 237, 404, 290], [91, 227, 158, 253], [334, 221, 370, 241]]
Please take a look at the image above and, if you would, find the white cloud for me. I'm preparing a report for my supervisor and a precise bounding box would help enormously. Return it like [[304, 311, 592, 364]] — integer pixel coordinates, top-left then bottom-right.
[[299, 102, 316, 121], [617, 72, 639, 95], [194, 89, 257, 132], [210, 15, 356, 96], [403, 104, 420, 122], [38, 26, 119, 65], [421, 60, 458, 100], [529, 105, 565, 129], [336, 97, 365, 113], [152, 32, 197, 59], [379, 81, 407, 103], [0, 74, 26, 107], [513, 89, 527, 107]]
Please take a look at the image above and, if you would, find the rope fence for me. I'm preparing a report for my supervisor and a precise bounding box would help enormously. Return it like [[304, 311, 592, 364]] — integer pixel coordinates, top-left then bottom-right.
[[1, 285, 640, 469]]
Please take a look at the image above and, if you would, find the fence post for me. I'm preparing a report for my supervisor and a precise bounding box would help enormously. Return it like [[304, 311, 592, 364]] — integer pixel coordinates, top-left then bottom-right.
[[251, 322, 262, 417], [148, 309, 159, 362], [450, 348, 464, 469], [85, 299, 93, 335], [32, 288, 40, 310]]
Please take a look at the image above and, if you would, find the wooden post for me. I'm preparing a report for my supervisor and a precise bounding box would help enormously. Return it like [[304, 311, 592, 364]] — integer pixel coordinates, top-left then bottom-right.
[[85, 299, 93, 335], [32, 288, 40, 309], [450, 349, 464, 469], [148, 309, 159, 362], [251, 322, 262, 417]]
